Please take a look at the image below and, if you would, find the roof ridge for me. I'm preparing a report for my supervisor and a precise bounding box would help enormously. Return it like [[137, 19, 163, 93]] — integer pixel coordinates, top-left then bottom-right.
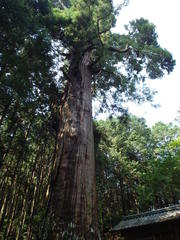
[[122, 204, 180, 221]]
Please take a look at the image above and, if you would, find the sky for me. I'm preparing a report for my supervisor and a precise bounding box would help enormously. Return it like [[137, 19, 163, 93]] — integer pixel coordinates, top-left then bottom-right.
[[112, 0, 180, 126]]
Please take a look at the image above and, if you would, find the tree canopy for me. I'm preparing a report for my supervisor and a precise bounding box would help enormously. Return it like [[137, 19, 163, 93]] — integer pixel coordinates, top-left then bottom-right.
[[49, 0, 175, 112]]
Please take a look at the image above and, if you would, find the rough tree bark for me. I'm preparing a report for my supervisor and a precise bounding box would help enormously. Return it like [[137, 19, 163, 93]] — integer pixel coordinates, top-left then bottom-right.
[[48, 51, 98, 239]]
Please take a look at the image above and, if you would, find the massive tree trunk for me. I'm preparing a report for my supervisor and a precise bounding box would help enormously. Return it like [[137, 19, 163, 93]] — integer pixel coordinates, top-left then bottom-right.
[[48, 52, 98, 239]]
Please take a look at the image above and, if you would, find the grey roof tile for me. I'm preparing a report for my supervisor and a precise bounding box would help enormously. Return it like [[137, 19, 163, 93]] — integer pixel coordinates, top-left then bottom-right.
[[111, 204, 180, 232]]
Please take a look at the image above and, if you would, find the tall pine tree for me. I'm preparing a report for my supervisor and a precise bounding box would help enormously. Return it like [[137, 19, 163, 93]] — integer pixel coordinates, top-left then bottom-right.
[[44, 0, 175, 238]]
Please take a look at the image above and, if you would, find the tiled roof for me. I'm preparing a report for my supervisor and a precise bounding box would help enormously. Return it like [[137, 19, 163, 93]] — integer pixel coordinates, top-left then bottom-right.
[[111, 204, 180, 232]]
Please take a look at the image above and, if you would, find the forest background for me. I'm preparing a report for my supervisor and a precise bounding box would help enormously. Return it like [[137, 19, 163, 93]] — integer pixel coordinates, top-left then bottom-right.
[[0, 0, 180, 239]]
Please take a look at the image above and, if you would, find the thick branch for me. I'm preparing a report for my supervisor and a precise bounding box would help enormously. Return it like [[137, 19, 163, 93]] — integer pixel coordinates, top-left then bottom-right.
[[108, 44, 130, 53], [91, 67, 114, 76]]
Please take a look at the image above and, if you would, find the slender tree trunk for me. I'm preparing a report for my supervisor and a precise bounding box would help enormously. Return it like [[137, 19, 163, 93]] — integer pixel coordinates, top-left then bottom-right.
[[2, 124, 19, 163], [119, 177, 126, 216], [0, 100, 11, 127], [48, 52, 98, 239]]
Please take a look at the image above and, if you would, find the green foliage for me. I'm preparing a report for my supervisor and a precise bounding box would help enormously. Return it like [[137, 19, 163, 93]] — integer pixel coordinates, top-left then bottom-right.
[[51, 0, 116, 46], [47, 1, 175, 114], [95, 116, 180, 235], [0, 1, 61, 238]]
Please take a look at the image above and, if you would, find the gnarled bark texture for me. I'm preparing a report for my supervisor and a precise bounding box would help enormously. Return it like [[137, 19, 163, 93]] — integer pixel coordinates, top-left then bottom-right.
[[47, 52, 98, 239]]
